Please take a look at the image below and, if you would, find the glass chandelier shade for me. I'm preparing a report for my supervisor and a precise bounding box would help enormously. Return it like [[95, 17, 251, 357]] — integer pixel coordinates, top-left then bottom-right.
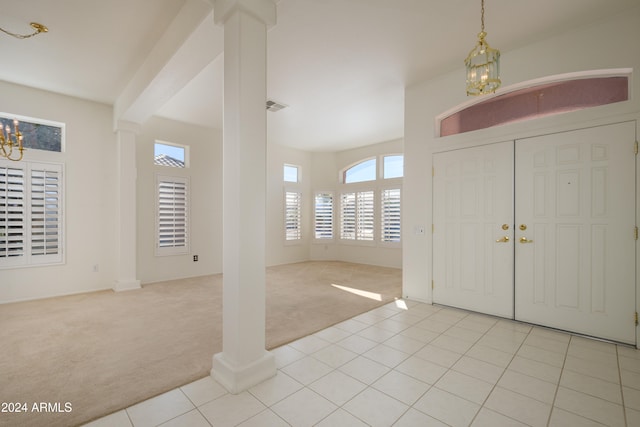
[[465, 0, 501, 96]]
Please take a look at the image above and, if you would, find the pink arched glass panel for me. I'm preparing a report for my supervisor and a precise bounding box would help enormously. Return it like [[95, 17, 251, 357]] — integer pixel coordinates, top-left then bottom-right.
[[440, 76, 628, 137]]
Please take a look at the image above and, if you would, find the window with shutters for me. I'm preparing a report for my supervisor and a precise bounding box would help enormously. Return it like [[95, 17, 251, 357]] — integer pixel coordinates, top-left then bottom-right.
[[0, 160, 63, 268], [381, 188, 401, 243], [285, 190, 302, 241], [338, 154, 402, 246], [340, 190, 374, 241], [314, 192, 333, 240], [156, 175, 189, 256]]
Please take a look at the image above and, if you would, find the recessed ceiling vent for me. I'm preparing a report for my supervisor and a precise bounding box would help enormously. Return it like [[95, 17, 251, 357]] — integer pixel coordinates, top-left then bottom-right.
[[266, 99, 287, 112]]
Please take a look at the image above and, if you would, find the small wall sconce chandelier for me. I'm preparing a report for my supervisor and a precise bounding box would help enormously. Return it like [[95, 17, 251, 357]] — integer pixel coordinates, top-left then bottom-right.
[[1, 120, 24, 162], [465, 0, 501, 96], [0, 22, 48, 39]]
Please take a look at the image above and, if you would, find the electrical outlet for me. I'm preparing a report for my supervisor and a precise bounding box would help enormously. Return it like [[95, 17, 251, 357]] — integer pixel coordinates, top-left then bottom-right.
[[193, 255, 198, 262]]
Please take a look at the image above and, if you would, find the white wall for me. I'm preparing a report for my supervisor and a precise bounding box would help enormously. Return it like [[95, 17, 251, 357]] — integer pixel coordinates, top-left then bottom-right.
[[266, 142, 312, 266], [403, 6, 640, 302], [136, 117, 223, 283], [0, 82, 117, 303]]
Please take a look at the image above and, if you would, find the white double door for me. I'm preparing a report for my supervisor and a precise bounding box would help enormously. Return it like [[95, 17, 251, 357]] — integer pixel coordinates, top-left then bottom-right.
[[432, 121, 636, 344]]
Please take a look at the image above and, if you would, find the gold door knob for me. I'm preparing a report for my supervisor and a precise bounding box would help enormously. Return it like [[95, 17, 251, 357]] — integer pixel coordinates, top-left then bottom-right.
[[496, 236, 510, 243], [520, 237, 533, 243]]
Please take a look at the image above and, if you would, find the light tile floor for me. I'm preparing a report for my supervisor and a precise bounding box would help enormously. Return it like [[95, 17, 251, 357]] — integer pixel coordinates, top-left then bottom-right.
[[83, 300, 640, 427]]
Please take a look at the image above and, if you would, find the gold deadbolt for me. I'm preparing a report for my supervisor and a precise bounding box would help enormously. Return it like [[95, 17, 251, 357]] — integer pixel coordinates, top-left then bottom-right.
[[501, 224, 509, 230], [519, 224, 527, 231]]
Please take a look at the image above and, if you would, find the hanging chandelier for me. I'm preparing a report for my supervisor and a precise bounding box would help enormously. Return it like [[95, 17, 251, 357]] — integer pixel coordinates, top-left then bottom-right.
[[465, 0, 501, 96], [1, 120, 24, 162]]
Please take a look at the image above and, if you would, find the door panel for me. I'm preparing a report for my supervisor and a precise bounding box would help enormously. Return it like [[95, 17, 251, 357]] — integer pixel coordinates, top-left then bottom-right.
[[514, 122, 636, 344], [433, 141, 514, 318]]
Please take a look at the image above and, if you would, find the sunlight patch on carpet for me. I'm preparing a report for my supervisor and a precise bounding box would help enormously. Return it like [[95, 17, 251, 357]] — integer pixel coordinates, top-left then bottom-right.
[[331, 284, 382, 301]]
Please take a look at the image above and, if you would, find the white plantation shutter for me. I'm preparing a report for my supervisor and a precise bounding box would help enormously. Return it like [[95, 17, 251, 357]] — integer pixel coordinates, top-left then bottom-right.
[[0, 161, 63, 267], [285, 191, 302, 241], [156, 175, 189, 255], [381, 188, 401, 242], [356, 191, 374, 241], [314, 192, 333, 239], [30, 167, 61, 260], [340, 191, 374, 241], [0, 165, 25, 262], [340, 192, 356, 240]]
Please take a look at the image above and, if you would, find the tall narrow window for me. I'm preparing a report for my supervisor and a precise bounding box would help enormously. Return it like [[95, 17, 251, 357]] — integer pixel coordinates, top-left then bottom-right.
[[0, 160, 63, 268], [30, 168, 61, 257], [381, 188, 401, 242], [340, 193, 356, 240], [314, 192, 333, 239], [156, 175, 189, 256], [356, 191, 375, 241], [285, 191, 302, 241], [340, 191, 374, 241]]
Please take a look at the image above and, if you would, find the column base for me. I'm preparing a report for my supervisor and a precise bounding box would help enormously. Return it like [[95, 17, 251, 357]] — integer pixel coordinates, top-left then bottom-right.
[[114, 279, 141, 292], [211, 350, 276, 394]]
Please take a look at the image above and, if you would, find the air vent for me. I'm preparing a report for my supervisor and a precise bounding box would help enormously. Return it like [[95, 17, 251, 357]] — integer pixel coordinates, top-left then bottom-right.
[[266, 99, 287, 112]]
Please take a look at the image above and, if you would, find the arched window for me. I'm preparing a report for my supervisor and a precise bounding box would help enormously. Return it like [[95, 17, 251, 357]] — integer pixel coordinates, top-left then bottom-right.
[[438, 70, 630, 137], [344, 158, 376, 183]]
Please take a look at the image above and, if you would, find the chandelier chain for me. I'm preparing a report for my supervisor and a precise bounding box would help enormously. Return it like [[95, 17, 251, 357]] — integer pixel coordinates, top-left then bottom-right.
[[480, 0, 485, 32], [0, 22, 48, 39]]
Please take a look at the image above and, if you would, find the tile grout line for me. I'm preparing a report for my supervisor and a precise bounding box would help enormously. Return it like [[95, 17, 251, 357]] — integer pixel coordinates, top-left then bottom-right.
[[465, 315, 531, 426], [616, 344, 629, 427], [308, 303, 418, 426], [544, 332, 571, 427]]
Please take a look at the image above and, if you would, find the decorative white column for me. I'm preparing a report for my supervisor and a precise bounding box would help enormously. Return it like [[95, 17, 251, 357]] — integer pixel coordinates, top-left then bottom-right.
[[210, 0, 277, 393], [114, 122, 141, 291]]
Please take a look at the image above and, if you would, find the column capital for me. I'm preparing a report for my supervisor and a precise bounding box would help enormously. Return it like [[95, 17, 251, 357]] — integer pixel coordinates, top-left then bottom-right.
[[211, 0, 276, 27], [113, 119, 142, 134]]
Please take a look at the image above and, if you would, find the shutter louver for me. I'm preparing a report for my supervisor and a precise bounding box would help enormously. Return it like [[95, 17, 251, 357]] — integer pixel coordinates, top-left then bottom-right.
[[1, 161, 63, 267], [285, 191, 302, 240], [0, 166, 25, 259], [31, 168, 60, 256], [356, 191, 374, 241], [381, 188, 401, 242], [340, 192, 356, 240], [314, 192, 333, 239], [157, 177, 189, 253]]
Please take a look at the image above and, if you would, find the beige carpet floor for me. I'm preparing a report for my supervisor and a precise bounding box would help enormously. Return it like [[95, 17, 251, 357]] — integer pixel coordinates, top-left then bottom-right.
[[0, 261, 401, 427]]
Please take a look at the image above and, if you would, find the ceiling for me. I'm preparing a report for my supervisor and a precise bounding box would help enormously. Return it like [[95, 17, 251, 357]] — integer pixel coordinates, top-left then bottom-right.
[[1, 0, 638, 152]]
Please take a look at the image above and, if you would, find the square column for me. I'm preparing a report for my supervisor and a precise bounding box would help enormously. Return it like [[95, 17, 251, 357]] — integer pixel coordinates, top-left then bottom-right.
[[211, 0, 277, 393], [114, 125, 141, 291]]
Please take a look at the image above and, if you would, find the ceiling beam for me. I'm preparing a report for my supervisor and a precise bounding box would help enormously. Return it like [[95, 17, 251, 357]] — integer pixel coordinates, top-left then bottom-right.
[[113, 0, 223, 130]]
